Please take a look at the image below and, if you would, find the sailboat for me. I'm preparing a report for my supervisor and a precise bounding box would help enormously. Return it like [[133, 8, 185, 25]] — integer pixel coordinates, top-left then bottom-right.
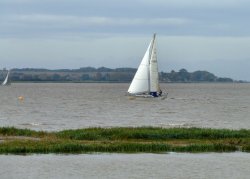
[[127, 34, 165, 98], [1, 70, 11, 86]]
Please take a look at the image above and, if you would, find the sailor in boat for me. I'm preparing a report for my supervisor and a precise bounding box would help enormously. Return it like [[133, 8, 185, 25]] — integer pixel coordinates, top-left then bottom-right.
[[149, 90, 162, 97], [159, 90, 162, 96]]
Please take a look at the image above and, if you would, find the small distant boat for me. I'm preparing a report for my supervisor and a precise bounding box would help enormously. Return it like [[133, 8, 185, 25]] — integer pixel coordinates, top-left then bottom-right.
[[127, 34, 166, 99], [2, 70, 11, 86]]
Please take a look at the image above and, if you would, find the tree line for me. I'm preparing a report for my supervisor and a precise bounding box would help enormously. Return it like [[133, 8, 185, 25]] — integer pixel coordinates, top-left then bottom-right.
[[0, 67, 234, 82]]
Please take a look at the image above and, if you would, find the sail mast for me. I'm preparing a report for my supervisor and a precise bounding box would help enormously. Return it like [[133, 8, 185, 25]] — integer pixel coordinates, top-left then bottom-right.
[[150, 34, 156, 92]]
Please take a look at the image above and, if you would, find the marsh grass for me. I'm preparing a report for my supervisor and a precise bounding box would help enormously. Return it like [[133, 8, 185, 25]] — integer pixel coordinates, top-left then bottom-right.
[[0, 127, 47, 137], [242, 144, 250, 152], [0, 140, 238, 154], [56, 127, 250, 140], [0, 127, 250, 154]]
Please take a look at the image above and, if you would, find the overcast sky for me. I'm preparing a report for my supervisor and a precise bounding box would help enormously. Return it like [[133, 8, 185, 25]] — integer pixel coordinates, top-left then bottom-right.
[[1, 0, 250, 80]]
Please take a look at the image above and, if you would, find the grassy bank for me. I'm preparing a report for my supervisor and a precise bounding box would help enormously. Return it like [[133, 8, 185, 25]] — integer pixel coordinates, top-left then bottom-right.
[[0, 127, 250, 154]]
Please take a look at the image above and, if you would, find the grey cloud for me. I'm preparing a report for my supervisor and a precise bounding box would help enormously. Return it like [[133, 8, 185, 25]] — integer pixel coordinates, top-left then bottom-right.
[[8, 14, 192, 26], [1, 0, 250, 80], [0, 14, 194, 38]]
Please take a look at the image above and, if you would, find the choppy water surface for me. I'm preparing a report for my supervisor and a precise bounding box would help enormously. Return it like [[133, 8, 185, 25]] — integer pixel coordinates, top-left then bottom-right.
[[1, 83, 250, 179], [0, 83, 249, 130], [0, 153, 250, 179]]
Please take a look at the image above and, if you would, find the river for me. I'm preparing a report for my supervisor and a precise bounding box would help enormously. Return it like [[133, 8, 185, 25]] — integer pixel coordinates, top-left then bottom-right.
[[1, 83, 250, 178]]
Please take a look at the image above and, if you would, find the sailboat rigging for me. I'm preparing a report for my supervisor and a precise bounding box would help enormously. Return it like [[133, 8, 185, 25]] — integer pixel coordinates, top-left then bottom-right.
[[127, 34, 165, 98]]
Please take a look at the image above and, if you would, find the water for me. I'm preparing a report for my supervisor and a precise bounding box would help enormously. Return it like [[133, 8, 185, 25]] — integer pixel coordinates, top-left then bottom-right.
[[1, 83, 250, 178], [0, 153, 249, 179], [0, 83, 250, 130]]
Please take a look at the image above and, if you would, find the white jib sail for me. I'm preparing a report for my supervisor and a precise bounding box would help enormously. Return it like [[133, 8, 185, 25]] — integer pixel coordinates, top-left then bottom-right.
[[127, 40, 152, 94], [2, 71, 10, 85]]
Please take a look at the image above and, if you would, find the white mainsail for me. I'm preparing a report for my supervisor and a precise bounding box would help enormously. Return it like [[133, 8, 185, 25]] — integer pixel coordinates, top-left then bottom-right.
[[2, 70, 11, 86], [149, 34, 160, 92], [128, 34, 161, 97]]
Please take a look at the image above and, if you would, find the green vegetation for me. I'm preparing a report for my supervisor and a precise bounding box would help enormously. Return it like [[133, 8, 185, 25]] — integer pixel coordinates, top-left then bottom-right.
[[55, 127, 250, 140], [0, 127, 250, 154], [0, 67, 235, 82], [161, 69, 234, 82]]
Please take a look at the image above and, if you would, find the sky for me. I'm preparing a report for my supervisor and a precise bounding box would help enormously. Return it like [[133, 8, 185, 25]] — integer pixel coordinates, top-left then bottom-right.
[[1, 0, 250, 80]]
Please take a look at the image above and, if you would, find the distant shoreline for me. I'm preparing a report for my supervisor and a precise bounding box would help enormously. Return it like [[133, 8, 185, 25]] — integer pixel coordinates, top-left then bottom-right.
[[1, 67, 244, 83]]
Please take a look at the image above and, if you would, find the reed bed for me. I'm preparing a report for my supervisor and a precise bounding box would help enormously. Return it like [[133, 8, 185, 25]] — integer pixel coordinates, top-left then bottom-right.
[[0, 127, 47, 137], [55, 127, 250, 140], [0, 127, 250, 154]]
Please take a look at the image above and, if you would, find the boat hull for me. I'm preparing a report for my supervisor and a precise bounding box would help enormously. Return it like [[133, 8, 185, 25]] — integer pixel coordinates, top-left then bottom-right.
[[127, 93, 168, 100]]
